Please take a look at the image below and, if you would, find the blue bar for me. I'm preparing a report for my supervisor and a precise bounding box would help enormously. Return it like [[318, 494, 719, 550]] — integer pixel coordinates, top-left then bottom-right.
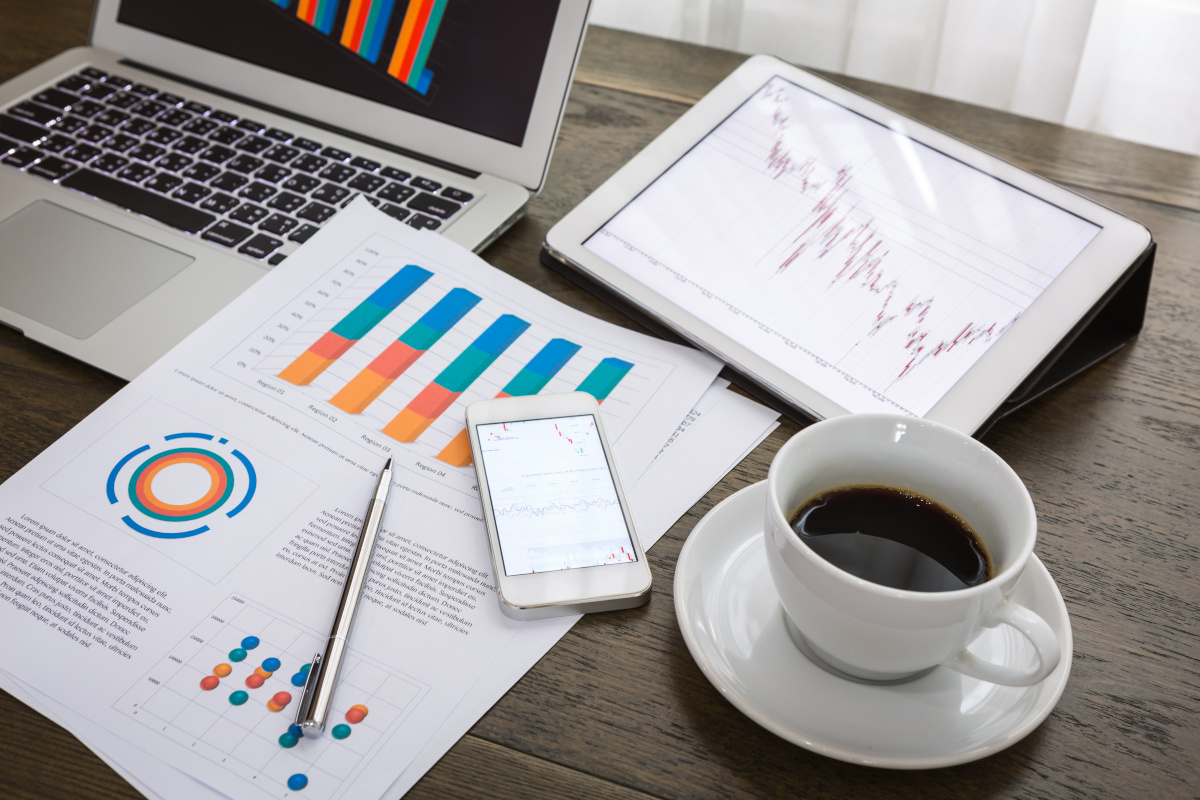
[[366, 264, 433, 307], [475, 314, 530, 356], [423, 288, 480, 332], [527, 338, 581, 378], [362, 0, 396, 63]]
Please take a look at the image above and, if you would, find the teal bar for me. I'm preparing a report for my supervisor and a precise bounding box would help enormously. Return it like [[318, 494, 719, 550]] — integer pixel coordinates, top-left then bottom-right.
[[575, 357, 634, 401], [435, 314, 529, 392], [408, 0, 448, 82]]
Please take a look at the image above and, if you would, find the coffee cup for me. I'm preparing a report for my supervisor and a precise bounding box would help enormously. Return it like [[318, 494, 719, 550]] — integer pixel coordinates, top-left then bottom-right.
[[764, 414, 1060, 686]]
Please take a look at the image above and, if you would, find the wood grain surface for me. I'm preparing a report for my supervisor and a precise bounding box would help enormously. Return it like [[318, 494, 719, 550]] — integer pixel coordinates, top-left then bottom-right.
[[2, 7, 1198, 800]]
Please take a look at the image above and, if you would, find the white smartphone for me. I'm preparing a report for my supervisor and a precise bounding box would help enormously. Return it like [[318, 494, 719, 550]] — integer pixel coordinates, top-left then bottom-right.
[[466, 392, 652, 620]]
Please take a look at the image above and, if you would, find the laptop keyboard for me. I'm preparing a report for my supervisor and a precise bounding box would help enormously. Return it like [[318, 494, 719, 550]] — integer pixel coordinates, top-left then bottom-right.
[[0, 67, 476, 265]]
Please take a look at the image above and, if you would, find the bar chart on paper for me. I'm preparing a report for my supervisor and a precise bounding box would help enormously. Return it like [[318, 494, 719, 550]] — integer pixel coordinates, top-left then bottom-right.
[[212, 230, 669, 488]]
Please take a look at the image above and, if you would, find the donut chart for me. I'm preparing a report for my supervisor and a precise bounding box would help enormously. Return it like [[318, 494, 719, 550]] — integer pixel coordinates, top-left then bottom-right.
[[106, 432, 257, 539]]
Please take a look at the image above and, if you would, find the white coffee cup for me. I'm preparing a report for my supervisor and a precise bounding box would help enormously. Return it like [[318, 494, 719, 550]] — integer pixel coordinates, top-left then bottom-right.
[[764, 414, 1060, 686]]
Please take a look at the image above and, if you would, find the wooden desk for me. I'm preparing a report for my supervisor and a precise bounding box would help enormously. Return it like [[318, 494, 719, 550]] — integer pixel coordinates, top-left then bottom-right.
[[3, 7, 1199, 799]]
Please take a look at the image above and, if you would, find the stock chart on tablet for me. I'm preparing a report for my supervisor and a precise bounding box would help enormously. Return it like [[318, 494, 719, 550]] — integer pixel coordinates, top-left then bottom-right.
[[584, 76, 1101, 418]]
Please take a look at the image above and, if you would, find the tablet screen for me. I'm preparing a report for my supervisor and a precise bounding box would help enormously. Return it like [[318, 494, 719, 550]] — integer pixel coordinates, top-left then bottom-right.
[[584, 76, 1101, 417]]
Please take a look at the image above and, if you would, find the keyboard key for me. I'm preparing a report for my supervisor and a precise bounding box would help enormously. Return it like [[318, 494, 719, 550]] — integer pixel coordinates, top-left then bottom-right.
[[281, 174, 320, 193], [158, 109, 192, 128], [259, 213, 299, 235], [211, 171, 249, 191], [80, 67, 107, 81], [3, 146, 43, 168], [407, 213, 441, 230], [291, 153, 327, 173], [123, 118, 156, 137], [297, 201, 336, 223], [199, 145, 236, 164], [411, 177, 441, 192], [58, 75, 90, 93], [63, 143, 102, 163], [311, 183, 350, 204], [319, 146, 351, 161], [128, 143, 167, 162], [105, 133, 139, 153], [265, 128, 292, 141], [146, 127, 183, 145], [236, 135, 273, 154], [237, 118, 266, 133], [103, 75, 134, 90], [0, 134, 16, 155], [202, 220, 254, 247], [182, 117, 220, 136], [182, 101, 211, 115], [155, 92, 184, 107], [210, 110, 238, 124], [238, 233, 283, 259], [156, 152, 192, 172], [269, 253, 287, 266], [379, 203, 410, 221], [106, 92, 140, 109], [82, 83, 118, 100], [129, 83, 158, 97], [130, 99, 166, 118], [210, 126, 245, 145], [377, 182, 415, 203], [318, 163, 355, 183], [407, 192, 461, 219], [11, 101, 61, 126], [380, 166, 411, 181], [61, 169, 217, 233], [55, 115, 89, 135], [200, 192, 239, 214], [76, 124, 112, 143], [288, 223, 320, 243], [40, 134, 76, 154], [0, 114, 48, 144], [117, 163, 155, 183], [33, 88, 79, 110], [440, 186, 473, 203], [91, 153, 127, 173], [267, 192, 306, 213], [95, 109, 130, 128], [227, 154, 264, 174], [27, 156, 78, 181], [144, 173, 184, 194], [238, 181, 277, 202], [181, 162, 221, 182], [255, 164, 290, 183], [171, 182, 212, 204], [292, 137, 322, 152], [173, 135, 209, 155], [347, 173, 385, 193], [229, 203, 268, 224], [264, 144, 299, 163], [349, 156, 381, 172], [71, 99, 105, 118]]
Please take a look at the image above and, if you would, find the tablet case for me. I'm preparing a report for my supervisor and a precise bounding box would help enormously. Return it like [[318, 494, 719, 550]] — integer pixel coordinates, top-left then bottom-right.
[[540, 240, 1156, 438]]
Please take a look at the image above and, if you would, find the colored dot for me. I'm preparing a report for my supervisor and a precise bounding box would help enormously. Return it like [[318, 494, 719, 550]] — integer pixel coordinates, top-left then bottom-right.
[[278, 732, 299, 748], [229, 690, 248, 705], [229, 648, 247, 662], [331, 724, 351, 740], [288, 724, 303, 738], [272, 691, 293, 707], [267, 701, 284, 713], [242, 636, 260, 650], [245, 673, 265, 689], [344, 705, 368, 724], [262, 657, 281, 672], [287, 774, 308, 791], [291, 672, 307, 687], [300, 663, 311, 674], [254, 666, 272, 679], [213, 663, 232, 678], [199, 675, 220, 691]]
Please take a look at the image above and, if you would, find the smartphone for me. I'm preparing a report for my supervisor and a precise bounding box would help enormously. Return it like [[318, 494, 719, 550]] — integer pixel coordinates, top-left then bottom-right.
[[466, 392, 652, 620]]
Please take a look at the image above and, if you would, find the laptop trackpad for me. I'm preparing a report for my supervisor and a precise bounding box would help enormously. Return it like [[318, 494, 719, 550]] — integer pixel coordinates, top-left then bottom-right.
[[0, 201, 194, 340]]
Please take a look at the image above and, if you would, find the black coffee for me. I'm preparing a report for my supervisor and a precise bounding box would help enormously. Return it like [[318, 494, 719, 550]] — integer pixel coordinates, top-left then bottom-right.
[[789, 485, 992, 592]]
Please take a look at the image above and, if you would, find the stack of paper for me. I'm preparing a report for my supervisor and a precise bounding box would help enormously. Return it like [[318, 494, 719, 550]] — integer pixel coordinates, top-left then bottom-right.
[[0, 202, 777, 800]]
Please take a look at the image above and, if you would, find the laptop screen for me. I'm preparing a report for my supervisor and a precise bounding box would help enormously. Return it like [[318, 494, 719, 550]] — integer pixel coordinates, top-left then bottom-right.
[[116, 0, 562, 147]]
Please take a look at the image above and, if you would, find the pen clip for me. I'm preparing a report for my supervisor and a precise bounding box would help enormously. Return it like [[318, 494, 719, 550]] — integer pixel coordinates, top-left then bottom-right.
[[294, 651, 324, 735]]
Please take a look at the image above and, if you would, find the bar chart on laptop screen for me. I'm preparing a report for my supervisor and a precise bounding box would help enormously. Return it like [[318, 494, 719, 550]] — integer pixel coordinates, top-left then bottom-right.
[[584, 76, 1101, 417], [211, 231, 664, 498]]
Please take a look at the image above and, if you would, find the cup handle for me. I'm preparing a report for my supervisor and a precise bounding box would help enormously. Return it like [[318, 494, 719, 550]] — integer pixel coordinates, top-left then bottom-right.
[[943, 600, 1061, 686]]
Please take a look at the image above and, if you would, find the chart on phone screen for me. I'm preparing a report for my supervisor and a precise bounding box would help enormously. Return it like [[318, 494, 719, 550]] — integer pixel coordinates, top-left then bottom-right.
[[478, 415, 636, 576], [584, 75, 1101, 417]]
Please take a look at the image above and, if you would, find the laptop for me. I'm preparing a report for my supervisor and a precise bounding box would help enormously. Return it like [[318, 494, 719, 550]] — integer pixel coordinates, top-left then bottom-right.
[[0, 0, 590, 380]]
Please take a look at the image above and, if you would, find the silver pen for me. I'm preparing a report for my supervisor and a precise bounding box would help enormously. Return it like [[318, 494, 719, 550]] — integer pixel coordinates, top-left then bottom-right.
[[295, 457, 393, 736]]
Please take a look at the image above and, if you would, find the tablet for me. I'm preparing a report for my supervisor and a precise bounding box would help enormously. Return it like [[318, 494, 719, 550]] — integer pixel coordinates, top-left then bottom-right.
[[544, 56, 1152, 434]]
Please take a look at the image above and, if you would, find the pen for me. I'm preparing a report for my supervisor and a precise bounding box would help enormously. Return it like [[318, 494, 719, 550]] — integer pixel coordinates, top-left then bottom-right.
[[295, 457, 393, 736]]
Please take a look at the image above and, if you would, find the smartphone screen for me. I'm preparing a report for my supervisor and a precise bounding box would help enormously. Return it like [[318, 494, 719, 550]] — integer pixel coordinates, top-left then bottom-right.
[[475, 414, 638, 576]]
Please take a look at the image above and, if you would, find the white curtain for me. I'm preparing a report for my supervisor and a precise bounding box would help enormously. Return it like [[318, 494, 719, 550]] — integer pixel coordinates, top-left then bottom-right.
[[590, 0, 1200, 156]]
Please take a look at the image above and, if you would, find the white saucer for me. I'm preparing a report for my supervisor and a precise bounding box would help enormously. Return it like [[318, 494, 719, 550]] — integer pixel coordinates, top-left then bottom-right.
[[674, 481, 1073, 769]]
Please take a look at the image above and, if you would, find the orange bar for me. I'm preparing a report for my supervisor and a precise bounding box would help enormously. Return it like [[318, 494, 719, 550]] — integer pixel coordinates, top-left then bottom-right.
[[382, 408, 433, 442], [279, 350, 336, 385], [297, 0, 319, 25], [340, 0, 369, 48], [387, 0, 430, 79], [435, 430, 473, 467], [330, 371, 392, 414]]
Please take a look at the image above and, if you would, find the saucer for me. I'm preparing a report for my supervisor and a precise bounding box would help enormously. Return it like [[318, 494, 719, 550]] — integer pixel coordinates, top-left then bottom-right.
[[673, 481, 1073, 769]]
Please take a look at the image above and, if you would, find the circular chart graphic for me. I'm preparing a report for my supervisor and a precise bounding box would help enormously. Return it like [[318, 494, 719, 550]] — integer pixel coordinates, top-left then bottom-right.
[[106, 433, 257, 539]]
